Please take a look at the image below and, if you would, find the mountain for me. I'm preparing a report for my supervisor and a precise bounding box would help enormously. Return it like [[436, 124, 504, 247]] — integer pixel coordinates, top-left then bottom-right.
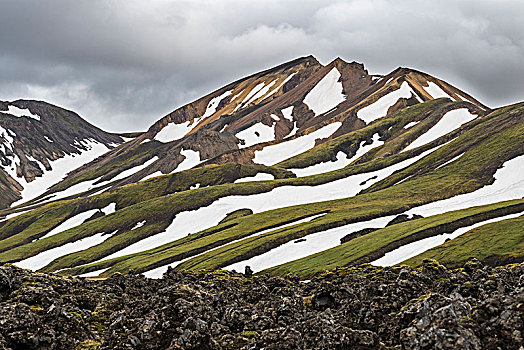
[[0, 55, 522, 283], [4, 56, 487, 208], [0, 100, 126, 209]]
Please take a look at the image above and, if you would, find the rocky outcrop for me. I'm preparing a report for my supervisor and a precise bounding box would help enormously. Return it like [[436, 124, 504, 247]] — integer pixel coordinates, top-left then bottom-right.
[[0, 259, 522, 349]]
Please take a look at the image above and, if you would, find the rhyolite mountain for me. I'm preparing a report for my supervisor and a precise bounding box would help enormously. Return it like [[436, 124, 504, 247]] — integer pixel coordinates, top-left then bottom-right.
[[2, 56, 487, 207], [0, 100, 126, 209], [0, 55, 522, 286]]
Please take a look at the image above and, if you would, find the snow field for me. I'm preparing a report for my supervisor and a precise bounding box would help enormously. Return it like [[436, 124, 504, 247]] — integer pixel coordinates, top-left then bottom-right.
[[289, 133, 384, 177], [303, 68, 345, 116], [423, 82, 453, 99], [142, 213, 327, 278], [236, 123, 276, 148], [253, 122, 342, 165], [371, 211, 524, 267], [357, 82, 417, 124], [225, 215, 396, 273], [98, 143, 445, 264], [8, 139, 111, 206], [403, 108, 477, 152]]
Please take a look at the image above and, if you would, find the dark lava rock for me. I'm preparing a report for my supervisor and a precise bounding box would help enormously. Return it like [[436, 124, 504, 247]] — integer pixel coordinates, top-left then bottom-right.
[[0, 260, 522, 349], [340, 227, 379, 244], [386, 213, 424, 227], [244, 266, 253, 277]]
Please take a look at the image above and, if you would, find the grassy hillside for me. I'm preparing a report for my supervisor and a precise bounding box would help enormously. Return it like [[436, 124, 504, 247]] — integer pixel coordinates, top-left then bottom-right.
[[263, 199, 524, 277], [0, 101, 522, 279], [403, 214, 524, 268]]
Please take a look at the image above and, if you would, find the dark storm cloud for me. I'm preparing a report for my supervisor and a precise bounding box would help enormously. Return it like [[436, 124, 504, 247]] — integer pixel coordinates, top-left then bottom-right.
[[0, 0, 523, 132]]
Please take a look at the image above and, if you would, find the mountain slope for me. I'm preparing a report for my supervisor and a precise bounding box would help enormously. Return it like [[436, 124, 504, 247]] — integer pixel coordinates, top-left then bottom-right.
[[0, 100, 126, 209], [0, 55, 521, 281], [8, 56, 487, 212]]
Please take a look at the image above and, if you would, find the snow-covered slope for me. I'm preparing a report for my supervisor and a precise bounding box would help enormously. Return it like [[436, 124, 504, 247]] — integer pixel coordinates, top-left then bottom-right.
[[0, 100, 125, 209], [2, 55, 518, 282]]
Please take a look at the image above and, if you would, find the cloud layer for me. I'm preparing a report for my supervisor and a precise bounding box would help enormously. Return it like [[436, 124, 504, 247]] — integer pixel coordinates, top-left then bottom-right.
[[1, 0, 523, 132]]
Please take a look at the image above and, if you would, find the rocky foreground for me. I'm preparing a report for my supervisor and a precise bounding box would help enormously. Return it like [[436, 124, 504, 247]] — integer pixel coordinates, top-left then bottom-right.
[[0, 260, 522, 349]]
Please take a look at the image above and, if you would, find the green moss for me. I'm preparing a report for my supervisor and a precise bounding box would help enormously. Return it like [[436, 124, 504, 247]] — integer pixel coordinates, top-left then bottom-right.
[[76, 340, 101, 349], [241, 330, 260, 338], [302, 295, 314, 308], [404, 214, 524, 268], [218, 208, 254, 225]]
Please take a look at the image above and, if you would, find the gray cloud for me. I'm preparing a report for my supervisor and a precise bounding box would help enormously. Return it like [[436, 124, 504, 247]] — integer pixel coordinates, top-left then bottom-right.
[[0, 0, 523, 132]]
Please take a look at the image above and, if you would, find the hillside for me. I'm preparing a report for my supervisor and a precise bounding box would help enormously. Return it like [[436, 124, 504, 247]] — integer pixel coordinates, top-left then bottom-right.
[[0, 100, 126, 209], [3, 56, 487, 212], [0, 55, 521, 288]]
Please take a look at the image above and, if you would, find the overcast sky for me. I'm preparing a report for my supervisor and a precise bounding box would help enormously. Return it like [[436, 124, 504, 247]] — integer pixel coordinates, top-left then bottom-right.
[[1, 0, 523, 132]]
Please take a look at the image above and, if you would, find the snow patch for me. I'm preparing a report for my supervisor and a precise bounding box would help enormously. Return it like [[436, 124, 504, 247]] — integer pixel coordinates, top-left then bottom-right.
[[405, 154, 524, 218], [234, 173, 274, 183], [435, 153, 465, 170], [154, 121, 193, 143], [404, 121, 420, 129], [423, 82, 453, 100], [143, 213, 326, 278], [290, 133, 384, 177], [131, 221, 146, 230], [245, 80, 276, 105], [111, 156, 159, 182], [40, 209, 100, 240], [281, 106, 298, 138], [303, 67, 345, 116], [281, 106, 294, 121], [371, 211, 524, 267], [101, 202, 116, 215], [236, 122, 276, 148], [403, 108, 477, 152], [14, 231, 114, 271], [172, 149, 201, 173], [357, 82, 416, 124], [78, 267, 110, 278], [262, 73, 297, 101], [254, 122, 342, 165], [226, 215, 395, 273], [230, 90, 244, 102], [241, 82, 266, 104], [202, 90, 232, 119], [4, 105, 41, 121], [140, 171, 163, 182]]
